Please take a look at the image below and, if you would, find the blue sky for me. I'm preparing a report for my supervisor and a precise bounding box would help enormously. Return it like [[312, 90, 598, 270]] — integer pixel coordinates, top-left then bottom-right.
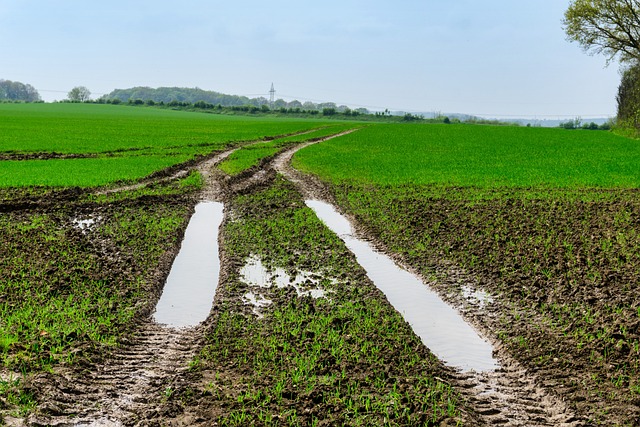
[[1, 0, 621, 118]]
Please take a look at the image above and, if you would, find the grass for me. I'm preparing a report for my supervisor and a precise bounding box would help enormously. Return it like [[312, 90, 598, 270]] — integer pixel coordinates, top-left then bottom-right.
[[0, 103, 330, 154], [293, 123, 640, 188], [0, 155, 196, 188], [0, 103, 333, 187]]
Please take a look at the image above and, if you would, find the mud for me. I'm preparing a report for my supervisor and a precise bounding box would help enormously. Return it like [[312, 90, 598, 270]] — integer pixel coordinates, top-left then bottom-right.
[[275, 142, 586, 426], [0, 152, 97, 161], [23, 322, 202, 427], [1, 129, 619, 425]]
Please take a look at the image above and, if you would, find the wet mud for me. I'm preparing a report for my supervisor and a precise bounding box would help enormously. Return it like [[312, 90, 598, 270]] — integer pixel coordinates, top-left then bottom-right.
[[2, 131, 625, 425], [275, 144, 586, 426]]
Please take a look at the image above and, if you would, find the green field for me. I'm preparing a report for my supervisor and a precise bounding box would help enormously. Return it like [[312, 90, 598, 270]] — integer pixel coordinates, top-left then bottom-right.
[[293, 123, 640, 188], [0, 103, 331, 187], [294, 122, 640, 424], [4, 105, 640, 424], [217, 123, 359, 176]]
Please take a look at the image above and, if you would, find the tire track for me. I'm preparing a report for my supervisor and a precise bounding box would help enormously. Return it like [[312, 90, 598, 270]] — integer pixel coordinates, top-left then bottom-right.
[[272, 137, 586, 426], [6, 126, 586, 425], [26, 323, 200, 427]]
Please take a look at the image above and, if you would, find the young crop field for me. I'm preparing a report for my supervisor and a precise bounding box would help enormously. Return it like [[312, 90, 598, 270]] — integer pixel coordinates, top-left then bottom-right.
[[217, 123, 359, 176], [0, 103, 331, 187], [293, 123, 640, 425], [293, 123, 640, 188]]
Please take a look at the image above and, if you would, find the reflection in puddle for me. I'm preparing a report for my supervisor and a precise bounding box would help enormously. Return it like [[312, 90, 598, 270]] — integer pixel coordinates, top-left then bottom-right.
[[240, 256, 329, 299], [239, 257, 329, 316], [306, 200, 498, 372], [154, 202, 224, 328]]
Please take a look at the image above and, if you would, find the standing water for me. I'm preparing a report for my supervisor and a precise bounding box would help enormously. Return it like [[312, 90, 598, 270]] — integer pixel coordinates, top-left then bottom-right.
[[306, 200, 498, 372], [154, 202, 224, 328]]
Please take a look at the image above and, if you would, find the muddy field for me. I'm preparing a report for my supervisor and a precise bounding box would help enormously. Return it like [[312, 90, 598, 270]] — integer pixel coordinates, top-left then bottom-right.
[[1, 138, 638, 425], [329, 184, 640, 426]]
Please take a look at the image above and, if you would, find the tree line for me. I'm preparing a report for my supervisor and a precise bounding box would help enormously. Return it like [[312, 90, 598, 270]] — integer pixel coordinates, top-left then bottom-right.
[[91, 96, 440, 122], [0, 79, 41, 102], [103, 86, 371, 114]]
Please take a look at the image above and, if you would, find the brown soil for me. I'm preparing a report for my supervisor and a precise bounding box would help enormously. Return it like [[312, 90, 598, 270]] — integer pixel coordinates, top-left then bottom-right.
[[0, 153, 97, 161]]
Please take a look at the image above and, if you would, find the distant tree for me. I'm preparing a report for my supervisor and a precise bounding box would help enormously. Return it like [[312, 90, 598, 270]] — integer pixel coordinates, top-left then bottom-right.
[[68, 86, 91, 102], [583, 121, 600, 130], [318, 102, 338, 111], [273, 99, 287, 109], [564, 0, 640, 64], [0, 79, 41, 102], [402, 113, 424, 122], [302, 101, 317, 110], [559, 117, 583, 129]]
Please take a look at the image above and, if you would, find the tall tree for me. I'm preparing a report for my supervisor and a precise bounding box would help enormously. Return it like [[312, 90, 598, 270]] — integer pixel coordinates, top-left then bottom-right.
[[564, 0, 640, 64], [68, 86, 91, 102]]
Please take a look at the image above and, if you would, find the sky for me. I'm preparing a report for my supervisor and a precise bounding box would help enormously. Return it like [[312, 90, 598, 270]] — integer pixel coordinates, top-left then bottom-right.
[[0, 0, 622, 119]]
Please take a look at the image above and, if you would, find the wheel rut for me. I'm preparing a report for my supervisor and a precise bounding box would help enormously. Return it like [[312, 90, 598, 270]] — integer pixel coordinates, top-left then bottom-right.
[[6, 128, 587, 425], [272, 137, 585, 426], [26, 323, 200, 427]]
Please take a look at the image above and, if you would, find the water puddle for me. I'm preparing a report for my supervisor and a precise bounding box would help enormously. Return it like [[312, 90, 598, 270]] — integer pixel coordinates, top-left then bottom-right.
[[239, 256, 330, 316], [153, 202, 224, 328], [72, 216, 101, 233], [242, 291, 273, 317], [240, 256, 330, 299], [306, 200, 498, 372], [462, 285, 493, 308]]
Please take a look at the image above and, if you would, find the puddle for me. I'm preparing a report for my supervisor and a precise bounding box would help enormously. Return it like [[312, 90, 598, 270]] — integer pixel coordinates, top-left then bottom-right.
[[153, 202, 224, 328], [462, 285, 493, 308], [306, 200, 498, 372], [242, 292, 273, 317], [72, 216, 101, 232], [240, 256, 330, 300]]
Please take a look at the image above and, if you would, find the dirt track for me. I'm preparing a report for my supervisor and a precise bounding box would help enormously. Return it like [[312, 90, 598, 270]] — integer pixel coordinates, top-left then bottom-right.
[[2, 134, 601, 426]]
